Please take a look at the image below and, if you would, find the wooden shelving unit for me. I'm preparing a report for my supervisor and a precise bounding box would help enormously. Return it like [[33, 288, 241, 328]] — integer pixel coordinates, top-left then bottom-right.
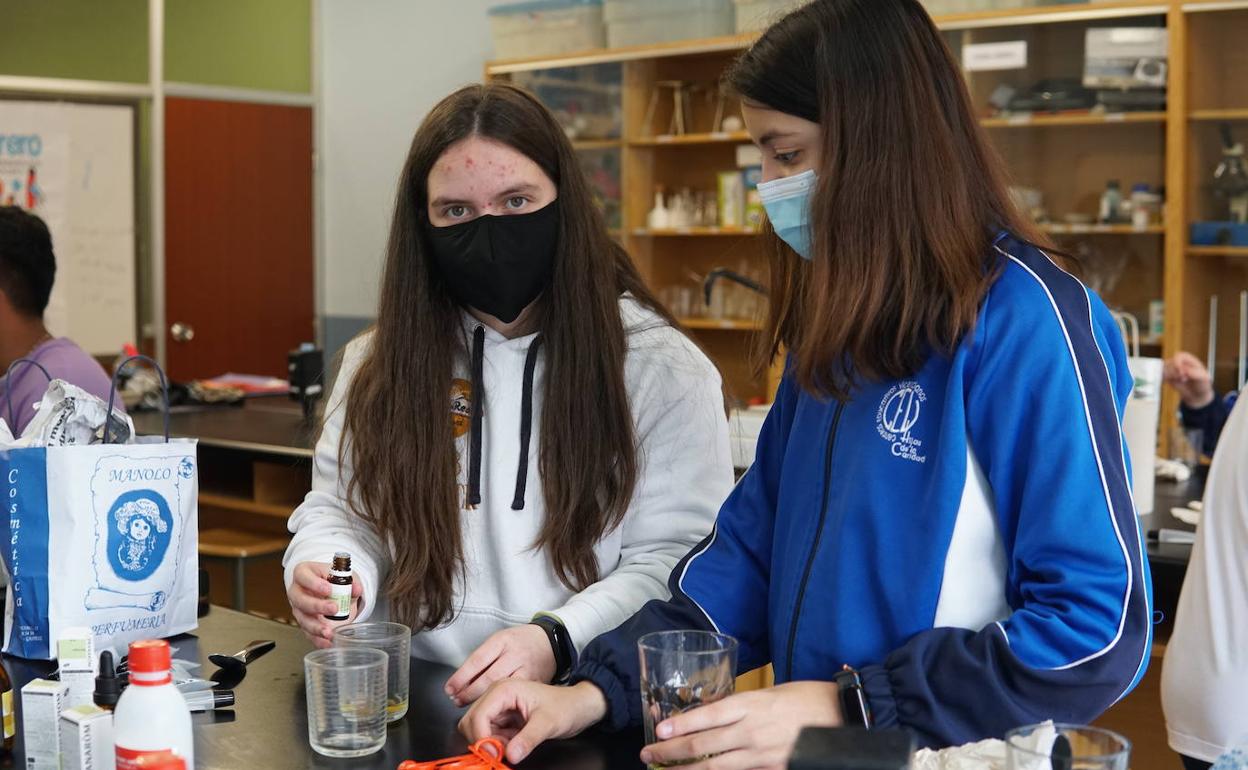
[[632, 226, 759, 237], [679, 317, 764, 331], [980, 111, 1167, 128], [933, 0, 1170, 29], [630, 131, 753, 147], [1189, 108, 1248, 121], [481, 2, 1174, 77], [1189, 245, 1248, 257], [486, 0, 1248, 409], [571, 138, 624, 150], [1042, 223, 1166, 235]]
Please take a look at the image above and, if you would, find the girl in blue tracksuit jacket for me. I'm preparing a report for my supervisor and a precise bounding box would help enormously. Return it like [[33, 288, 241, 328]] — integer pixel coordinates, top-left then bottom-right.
[[461, 1, 1152, 766]]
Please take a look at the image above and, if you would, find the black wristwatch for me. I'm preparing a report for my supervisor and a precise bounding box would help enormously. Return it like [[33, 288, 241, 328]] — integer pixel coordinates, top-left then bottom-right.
[[835, 666, 873, 729], [530, 614, 576, 684]]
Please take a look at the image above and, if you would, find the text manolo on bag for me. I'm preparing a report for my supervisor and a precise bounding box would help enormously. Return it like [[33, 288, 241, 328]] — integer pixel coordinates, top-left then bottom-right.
[[1, 356, 198, 659]]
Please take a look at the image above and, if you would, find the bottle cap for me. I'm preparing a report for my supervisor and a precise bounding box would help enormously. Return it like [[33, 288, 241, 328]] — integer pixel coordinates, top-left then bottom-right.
[[93, 651, 122, 707], [127, 639, 172, 685]]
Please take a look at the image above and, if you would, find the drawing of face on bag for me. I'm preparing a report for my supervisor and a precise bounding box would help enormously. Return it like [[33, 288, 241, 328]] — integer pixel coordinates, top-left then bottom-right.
[[85, 454, 192, 614]]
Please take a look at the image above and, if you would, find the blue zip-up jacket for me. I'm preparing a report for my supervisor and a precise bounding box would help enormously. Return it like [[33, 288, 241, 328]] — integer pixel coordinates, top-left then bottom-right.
[[571, 234, 1153, 748]]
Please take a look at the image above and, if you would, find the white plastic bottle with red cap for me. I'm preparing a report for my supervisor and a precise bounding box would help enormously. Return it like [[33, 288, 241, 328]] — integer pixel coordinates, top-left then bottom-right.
[[114, 639, 194, 769]]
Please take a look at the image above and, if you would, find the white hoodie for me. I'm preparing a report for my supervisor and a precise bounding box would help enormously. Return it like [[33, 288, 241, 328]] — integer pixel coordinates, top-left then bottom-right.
[[283, 297, 734, 664], [1162, 389, 1248, 762]]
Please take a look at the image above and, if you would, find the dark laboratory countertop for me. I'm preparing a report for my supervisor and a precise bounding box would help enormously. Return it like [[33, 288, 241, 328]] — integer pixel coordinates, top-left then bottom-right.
[[132, 400, 317, 459], [1142, 475, 1205, 568], [2, 608, 645, 770]]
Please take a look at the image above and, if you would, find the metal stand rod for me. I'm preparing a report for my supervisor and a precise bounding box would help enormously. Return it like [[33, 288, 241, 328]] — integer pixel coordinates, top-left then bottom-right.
[[1239, 291, 1247, 391], [1209, 295, 1220, 381]]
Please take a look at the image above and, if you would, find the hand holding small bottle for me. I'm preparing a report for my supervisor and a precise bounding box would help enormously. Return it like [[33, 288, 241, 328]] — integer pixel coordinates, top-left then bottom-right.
[[288, 557, 365, 648]]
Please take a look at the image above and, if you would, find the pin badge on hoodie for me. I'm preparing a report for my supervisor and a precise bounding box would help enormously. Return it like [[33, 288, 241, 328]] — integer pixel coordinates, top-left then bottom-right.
[[451, 379, 472, 439]]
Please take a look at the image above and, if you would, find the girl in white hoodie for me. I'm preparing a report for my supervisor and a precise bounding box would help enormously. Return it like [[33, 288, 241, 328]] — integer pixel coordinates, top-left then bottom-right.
[[284, 83, 733, 707]]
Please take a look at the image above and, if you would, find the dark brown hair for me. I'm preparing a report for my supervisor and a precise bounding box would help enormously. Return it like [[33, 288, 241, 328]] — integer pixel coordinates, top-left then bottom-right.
[[339, 84, 683, 630], [727, 0, 1046, 399], [0, 206, 55, 317]]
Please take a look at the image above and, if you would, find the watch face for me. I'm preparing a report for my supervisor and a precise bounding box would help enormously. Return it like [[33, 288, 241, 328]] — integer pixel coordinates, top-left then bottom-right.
[[836, 670, 871, 728]]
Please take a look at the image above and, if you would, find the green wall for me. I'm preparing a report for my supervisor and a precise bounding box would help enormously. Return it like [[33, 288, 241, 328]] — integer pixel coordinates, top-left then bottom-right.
[[0, 1, 312, 330], [0, 0, 149, 83], [165, 0, 312, 93], [0, 1, 311, 93]]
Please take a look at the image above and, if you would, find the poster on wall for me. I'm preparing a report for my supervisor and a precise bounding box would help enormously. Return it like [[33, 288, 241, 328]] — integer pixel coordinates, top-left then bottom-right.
[[0, 101, 136, 354]]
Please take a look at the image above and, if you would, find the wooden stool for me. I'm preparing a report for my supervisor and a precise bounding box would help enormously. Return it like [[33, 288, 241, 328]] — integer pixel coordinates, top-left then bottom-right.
[[199, 528, 290, 611]]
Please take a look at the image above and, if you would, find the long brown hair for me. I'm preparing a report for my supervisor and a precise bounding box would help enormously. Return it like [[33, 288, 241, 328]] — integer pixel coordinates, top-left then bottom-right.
[[341, 84, 682, 630], [726, 0, 1046, 399]]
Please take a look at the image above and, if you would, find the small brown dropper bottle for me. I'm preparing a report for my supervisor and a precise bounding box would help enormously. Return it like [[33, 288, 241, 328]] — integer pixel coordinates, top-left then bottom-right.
[[325, 552, 353, 621]]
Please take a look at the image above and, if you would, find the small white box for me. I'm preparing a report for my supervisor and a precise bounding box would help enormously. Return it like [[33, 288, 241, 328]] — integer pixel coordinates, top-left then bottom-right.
[[57, 627, 98, 709], [21, 679, 69, 770], [60, 705, 115, 770]]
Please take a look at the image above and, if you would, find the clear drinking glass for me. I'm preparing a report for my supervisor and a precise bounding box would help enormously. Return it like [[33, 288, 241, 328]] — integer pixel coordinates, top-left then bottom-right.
[[638, 631, 738, 768], [304, 647, 388, 758], [333, 621, 412, 722], [1185, 428, 1207, 463], [1006, 724, 1131, 770], [1171, 425, 1204, 468]]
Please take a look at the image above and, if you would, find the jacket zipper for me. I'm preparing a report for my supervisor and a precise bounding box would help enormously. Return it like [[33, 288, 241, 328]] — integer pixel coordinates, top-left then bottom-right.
[[784, 401, 845, 681]]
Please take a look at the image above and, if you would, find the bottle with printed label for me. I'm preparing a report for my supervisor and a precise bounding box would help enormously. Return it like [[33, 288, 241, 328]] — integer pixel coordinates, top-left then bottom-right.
[[0, 658, 13, 754], [325, 551, 353, 621], [133, 755, 187, 769], [114, 639, 194, 769]]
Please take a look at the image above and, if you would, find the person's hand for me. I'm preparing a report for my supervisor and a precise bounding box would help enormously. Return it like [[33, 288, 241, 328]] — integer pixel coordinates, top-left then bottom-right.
[[287, 561, 364, 648], [640, 681, 843, 770], [445, 624, 556, 707], [1164, 352, 1216, 409], [458, 679, 608, 763]]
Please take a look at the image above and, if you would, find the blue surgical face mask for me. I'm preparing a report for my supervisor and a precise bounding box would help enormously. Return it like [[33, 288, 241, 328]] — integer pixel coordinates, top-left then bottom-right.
[[757, 170, 816, 260]]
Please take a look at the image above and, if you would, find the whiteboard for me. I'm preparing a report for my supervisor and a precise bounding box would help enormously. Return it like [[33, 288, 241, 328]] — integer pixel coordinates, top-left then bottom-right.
[[0, 101, 137, 355]]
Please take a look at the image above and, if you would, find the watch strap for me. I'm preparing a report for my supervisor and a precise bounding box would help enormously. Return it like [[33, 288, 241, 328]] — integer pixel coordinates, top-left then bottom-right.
[[835, 666, 873, 729], [530, 614, 575, 684]]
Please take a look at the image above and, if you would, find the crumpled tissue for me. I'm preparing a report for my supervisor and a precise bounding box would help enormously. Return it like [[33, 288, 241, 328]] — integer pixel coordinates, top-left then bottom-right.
[[913, 722, 1057, 770]]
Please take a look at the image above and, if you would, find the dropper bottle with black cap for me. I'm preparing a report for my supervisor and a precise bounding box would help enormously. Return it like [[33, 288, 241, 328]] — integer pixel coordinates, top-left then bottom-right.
[[93, 651, 122, 712]]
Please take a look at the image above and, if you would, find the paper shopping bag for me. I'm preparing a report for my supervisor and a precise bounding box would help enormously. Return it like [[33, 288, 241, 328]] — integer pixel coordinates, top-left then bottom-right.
[[0, 355, 198, 659]]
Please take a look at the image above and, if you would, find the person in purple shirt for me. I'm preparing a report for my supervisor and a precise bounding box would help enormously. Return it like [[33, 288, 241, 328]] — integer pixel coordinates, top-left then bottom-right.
[[0, 206, 122, 437]]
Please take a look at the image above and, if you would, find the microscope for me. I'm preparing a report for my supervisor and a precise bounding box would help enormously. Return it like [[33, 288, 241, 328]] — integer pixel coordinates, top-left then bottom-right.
[[1214, 123, 1248, 225]]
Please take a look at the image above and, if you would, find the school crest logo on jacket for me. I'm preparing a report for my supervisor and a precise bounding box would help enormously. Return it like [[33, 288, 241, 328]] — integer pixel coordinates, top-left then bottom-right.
[[876, 381, 927, 464]]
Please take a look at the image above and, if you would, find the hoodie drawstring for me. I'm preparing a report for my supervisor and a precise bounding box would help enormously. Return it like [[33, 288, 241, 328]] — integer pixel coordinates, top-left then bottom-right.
[[465, 327, 543, 512], [467, 326, 485, 509], [511, 336, 543, 510]]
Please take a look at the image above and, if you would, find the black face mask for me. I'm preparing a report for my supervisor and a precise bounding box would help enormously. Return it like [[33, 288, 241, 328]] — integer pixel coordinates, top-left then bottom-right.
[[426, 200, 560, 324]]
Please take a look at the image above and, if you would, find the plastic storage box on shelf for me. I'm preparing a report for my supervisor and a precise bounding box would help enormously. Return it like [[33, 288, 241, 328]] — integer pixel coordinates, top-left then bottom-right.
[[604, 0, 735, 48], [489, 0, 606, 61], [734, 0, 804, 33], [920, 0, 1082, 13]]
